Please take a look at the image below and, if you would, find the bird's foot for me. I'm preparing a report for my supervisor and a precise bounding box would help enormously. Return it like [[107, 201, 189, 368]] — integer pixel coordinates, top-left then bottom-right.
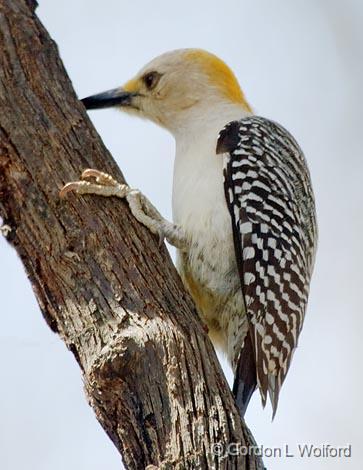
[[60, 169, 129, 198], [60, 169, 186, 249]]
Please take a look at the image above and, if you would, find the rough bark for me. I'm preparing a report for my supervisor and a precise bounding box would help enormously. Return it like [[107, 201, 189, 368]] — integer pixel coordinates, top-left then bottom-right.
[[0, 1, 263, 469]]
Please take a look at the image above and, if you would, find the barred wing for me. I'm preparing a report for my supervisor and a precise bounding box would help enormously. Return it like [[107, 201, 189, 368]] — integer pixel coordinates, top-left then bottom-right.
[[217, 116, 317, 416]]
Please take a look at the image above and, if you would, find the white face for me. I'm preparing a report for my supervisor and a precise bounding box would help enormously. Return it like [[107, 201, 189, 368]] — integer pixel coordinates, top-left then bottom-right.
[[123, 50, 209, 129], [82, 49, 251, 134]]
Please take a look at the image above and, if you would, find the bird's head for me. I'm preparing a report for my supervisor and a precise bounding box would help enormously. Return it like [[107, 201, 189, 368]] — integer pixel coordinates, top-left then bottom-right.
[[82, 49, 251, 135]]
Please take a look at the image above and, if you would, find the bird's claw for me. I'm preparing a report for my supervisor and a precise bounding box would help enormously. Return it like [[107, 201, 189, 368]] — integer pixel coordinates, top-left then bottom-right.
[[81, 169, 118, 187], [59, 169, 171, 249], [59, 181, 85, 198], [59, 169, 121, 198]]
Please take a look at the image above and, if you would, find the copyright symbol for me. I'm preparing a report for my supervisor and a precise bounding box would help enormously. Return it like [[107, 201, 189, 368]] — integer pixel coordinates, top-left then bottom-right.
[[212, 443, 224, 456]]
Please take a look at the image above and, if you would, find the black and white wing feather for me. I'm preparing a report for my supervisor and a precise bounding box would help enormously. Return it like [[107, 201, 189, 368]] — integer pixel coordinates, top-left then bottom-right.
[[217, 116, 317, 417]]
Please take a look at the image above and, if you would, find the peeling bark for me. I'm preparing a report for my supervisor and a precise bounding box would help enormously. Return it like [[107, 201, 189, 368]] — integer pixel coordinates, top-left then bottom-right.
[[0, 1, 263, 469]]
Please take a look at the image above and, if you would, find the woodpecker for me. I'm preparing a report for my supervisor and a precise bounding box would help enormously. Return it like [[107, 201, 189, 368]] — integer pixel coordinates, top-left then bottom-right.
[[61, 49, 317, 417]]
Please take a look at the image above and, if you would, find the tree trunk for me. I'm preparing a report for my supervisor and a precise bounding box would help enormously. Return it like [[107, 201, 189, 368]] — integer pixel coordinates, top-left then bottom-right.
[[0, 1, 263, 469]]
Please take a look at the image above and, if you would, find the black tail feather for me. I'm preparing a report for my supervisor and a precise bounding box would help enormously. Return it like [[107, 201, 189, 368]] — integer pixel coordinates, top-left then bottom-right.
[[232, 333, 257, 417]]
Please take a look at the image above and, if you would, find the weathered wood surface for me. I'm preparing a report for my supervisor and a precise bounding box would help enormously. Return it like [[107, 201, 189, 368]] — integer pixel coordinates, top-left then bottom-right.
[[0, 1, 263, 468]]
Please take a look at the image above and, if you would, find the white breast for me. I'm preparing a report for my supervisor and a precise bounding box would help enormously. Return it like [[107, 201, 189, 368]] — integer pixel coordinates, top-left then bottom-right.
[[172, 127, 237, 296], [170, 104, 250, 356], [173, 138, 229, 233], [172, 103, 249, 234]]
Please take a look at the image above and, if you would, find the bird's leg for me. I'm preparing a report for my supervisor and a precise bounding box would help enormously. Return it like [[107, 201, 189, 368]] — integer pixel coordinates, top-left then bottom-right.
[[60, 169, 188, 250]]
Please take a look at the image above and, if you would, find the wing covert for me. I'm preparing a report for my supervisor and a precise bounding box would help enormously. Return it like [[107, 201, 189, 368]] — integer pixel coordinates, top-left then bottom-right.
[[218, 116, 317, 416]]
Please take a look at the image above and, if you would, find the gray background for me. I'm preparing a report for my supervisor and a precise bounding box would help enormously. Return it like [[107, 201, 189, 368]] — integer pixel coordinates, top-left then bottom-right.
[[0, 0, 362, 468]]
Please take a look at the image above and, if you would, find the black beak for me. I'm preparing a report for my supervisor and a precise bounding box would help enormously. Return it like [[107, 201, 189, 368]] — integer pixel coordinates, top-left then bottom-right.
[[81, 88, 136, 110]]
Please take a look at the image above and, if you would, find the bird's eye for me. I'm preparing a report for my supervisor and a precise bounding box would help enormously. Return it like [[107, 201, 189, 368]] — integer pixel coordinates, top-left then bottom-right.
[[143, 71, 160, 90]]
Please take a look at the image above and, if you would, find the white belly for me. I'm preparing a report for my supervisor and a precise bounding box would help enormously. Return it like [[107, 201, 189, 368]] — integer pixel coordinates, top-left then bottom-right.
[[170, 104, 250, 362], [172, 143, 241, 351]]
